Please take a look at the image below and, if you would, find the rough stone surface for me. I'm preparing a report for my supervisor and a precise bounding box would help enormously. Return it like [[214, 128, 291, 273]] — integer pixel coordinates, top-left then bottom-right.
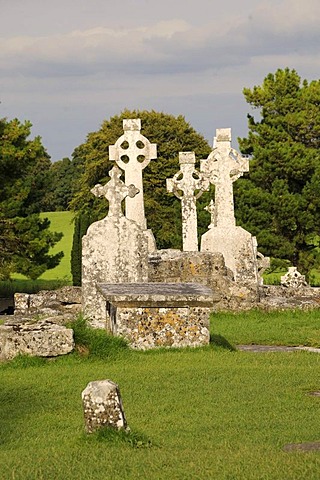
[[281, 266, 308, 288], [201, 225, 259, 283], [114, 306, 211, 349], [109, 119, 156, 238], [148, 249, 260, 311], [98, 282, 215, 349], [283, 442, 320, 452], [82, 380, 127, 433], [0, 320, 74, 361], [14, 286, 82, 320], [167, 151, 209, 252], [259, 285, 320, 311], [82, 166, 149, 327], [237, 345, 320, 353], [200, 128, 268, 284]]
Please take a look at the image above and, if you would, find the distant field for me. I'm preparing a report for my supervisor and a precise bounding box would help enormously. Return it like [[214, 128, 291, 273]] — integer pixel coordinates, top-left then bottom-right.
[[39, 211, 74, 281], [12, 211, 74, 283]]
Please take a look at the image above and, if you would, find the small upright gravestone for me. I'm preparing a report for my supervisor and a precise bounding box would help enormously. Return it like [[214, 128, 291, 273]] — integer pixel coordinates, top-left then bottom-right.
[[82, 165, 149, 327], [82, 380, 128, 433], [281, 267, 308, 288]]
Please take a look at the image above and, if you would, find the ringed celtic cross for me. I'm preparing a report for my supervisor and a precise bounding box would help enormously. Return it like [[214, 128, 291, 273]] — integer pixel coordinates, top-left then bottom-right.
[[167, 152, 209, 251], [109, 119, 157, 229]]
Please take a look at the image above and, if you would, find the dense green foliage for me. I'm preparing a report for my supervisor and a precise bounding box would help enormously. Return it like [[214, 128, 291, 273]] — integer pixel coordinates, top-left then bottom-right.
[[71, 213, 92, 286], [235, 68, 320, 275], [1, 310, 320, 479], [0, 117, 63, 279], [42, 158, 81, 211], [70, 109, 212, 249]]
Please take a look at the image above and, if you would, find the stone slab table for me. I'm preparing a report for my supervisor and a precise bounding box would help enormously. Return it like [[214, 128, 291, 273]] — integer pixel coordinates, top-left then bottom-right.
[[98, 283, 219, 350]]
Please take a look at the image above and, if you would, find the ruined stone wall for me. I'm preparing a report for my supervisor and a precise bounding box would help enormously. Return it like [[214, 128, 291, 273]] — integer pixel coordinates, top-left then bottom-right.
[[148, 249, 260, 311]]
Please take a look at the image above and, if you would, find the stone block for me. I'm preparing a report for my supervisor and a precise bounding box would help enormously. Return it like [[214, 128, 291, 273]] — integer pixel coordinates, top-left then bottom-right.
[[98, 282, 216, 349], [0, 321, 74, 361], [82, 380, 128, 433]]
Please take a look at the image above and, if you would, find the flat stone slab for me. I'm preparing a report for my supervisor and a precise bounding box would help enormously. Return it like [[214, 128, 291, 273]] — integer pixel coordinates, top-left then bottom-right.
[[237, 345, 320, 353], [98, 282, 217, 307], [283, 441, 320, 452]]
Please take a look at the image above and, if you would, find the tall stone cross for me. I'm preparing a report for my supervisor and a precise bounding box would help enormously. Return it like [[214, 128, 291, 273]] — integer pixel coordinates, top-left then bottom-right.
[[91, 165, 139, 217], [108, 119, 157, 229], [167, 152, 209, 251], [201, 128, 249, 228]]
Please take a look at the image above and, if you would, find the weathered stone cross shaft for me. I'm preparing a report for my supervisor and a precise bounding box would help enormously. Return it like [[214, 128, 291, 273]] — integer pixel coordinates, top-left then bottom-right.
[[167, 152, 209, 251], [91, 165, 139, 217], [201, 128, 249, 228], [109, 119, 157, 229]]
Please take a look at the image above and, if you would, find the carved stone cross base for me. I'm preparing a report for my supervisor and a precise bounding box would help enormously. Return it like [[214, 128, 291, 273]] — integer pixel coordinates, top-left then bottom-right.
[[82, 216, 149, 327], [201, 225, 259, 284]]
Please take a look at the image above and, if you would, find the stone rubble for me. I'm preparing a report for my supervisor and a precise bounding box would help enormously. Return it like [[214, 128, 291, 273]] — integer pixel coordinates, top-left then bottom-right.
[[0, 320, 74, 361]]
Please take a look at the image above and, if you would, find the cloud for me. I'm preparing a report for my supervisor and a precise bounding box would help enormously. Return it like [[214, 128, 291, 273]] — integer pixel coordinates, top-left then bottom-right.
[[1, 0, 319, 80]]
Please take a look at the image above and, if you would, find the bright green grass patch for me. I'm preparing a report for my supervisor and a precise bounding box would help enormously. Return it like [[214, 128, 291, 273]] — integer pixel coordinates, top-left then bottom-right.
[[1, 344, 319, 480], [212, 309, 320, 347]]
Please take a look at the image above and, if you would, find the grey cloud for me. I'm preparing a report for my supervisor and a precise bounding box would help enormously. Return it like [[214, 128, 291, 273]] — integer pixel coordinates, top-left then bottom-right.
[[1, 1, 320, 80]]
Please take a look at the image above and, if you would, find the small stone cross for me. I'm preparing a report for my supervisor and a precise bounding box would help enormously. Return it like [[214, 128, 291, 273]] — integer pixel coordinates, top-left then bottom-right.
[[201, 128, 249, 228], [167, 152, 209, 251], [109, 119, 157, 229], [204, 199, 215, 229], [91, 165, 139, 218]]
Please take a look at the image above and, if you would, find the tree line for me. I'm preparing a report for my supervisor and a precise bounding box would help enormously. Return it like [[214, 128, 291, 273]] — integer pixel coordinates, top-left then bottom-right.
[[1, 68, 319, 282]]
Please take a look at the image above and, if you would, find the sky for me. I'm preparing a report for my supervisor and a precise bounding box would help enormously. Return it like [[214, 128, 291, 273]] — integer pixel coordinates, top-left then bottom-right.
[[1, 0, 320, 161]]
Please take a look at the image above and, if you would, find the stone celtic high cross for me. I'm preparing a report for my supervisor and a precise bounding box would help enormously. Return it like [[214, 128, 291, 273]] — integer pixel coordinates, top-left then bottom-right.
[[201, 128, 249, 228], [91, 165, 139, 218], [109, 119, 157, 229], [167, 152, 209, 251]]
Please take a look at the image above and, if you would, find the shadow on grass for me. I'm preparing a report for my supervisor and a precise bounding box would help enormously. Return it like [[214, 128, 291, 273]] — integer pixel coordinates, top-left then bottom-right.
[[0, 380, 43, 445], [82, 426, 153, 449], [210, 333, 236, 351]]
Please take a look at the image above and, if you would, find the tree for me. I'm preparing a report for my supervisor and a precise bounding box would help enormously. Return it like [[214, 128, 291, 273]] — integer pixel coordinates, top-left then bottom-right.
[[71, 212, 92, 286], [42, 157, 81, 211], [0, 117, 63, 279], [235, 68, 320, 275], [70, 110, 212, 250]]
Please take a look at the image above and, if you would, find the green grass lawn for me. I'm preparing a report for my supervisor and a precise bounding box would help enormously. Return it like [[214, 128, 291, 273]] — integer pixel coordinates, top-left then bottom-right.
[[1, 312, 320, 480]]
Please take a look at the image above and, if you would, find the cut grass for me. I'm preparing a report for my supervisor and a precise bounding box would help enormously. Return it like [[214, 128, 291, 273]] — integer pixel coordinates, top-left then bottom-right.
[[1, 311, 320, 479], [212, 308, 320, 348], [1, 347, 319, 479]]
